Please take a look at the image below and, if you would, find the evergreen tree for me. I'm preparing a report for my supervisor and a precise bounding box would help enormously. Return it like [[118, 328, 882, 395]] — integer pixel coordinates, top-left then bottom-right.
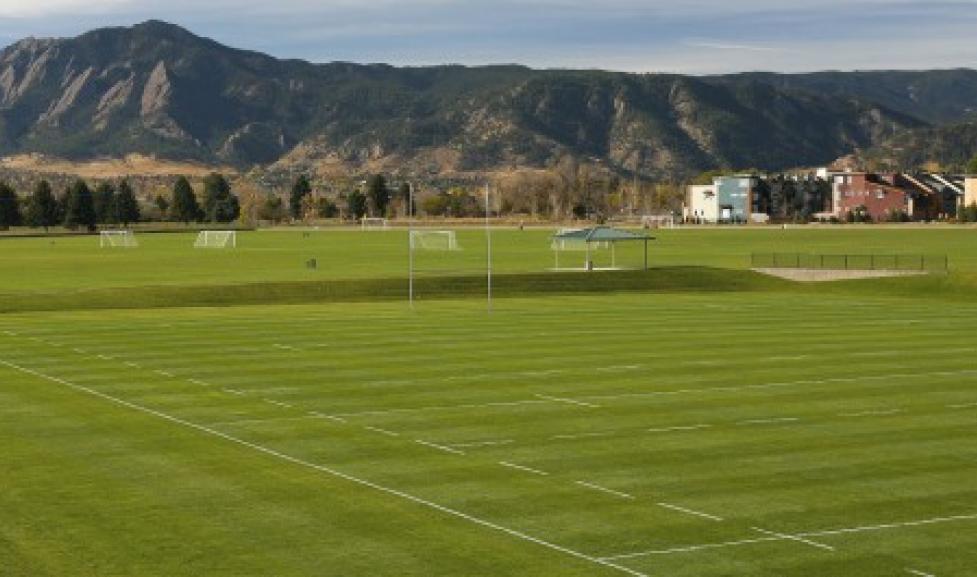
[[93, 182, 117, 224], [289, 175, 312, 220], [0, 182, 21, 229], [63, 180, 97, 231], [366, 174, 390, 216], [202, 173, 240, 223], [25, 180, 59, 231], [154, 194, 170, 218], [171, 176, 201, 224], [347, 190, 368, 220], [115, 180, 141, 226], [968, 155, 977, 175]]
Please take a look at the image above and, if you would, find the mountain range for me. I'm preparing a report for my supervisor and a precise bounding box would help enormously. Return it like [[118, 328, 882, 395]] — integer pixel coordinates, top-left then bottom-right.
[[1, 20, 975, 181]]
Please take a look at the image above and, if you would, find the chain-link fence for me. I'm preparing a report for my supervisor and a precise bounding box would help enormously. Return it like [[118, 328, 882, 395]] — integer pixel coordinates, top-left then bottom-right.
[[751, 253, 948, 273]]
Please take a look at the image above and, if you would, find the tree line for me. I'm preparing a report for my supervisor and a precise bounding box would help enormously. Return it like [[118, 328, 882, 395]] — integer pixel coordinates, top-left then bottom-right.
[[0, 173, 244, 231], [0, 179, 140, 231], [159, 174, 241, 224]]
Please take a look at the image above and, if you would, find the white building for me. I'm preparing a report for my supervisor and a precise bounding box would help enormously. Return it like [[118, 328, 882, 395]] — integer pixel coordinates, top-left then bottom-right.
[[965, 177, 977, 208], [686, 184, 719, 223]]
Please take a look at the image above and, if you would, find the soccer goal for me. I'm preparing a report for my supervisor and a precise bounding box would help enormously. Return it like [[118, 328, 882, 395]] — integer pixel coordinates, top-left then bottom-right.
[[100, 230, 138, 248], [410, 230, 459, 251], [194, 230, 237, 248], [360, 217, 389, 231]]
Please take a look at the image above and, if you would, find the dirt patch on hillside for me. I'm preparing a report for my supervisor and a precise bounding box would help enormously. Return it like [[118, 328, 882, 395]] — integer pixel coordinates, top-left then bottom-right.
[[753, 268, 929, 282], [0, 153, 235, 178]]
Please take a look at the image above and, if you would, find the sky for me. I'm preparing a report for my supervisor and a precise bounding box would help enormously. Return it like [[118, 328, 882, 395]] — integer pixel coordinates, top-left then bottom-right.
[[0, 0, 975, 74]]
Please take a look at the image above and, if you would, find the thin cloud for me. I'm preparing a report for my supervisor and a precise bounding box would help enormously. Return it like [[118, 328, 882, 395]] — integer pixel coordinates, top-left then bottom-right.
[[0, 0, 974, 73], [684, 39, 783, 53]]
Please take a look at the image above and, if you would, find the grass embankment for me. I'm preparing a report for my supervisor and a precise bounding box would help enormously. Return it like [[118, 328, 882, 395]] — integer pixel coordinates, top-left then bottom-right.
[[0, 267, 792, 314]]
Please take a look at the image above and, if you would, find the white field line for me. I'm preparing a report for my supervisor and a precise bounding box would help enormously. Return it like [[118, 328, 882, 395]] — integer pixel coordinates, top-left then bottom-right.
[[751, 527, 835, 552], [906, 569, 935, 577], [738, 417, 801, 426], [263, 399, 293, 409], [273, 344, 301, 352], [838, 409, 903, 418], [0, 358, 648, 577], [364, 426, 400, 437], [602, 536, 782, 559], [535, 394, 601, 409], [848, 351, 903, 358], [947, 402, 977, 409], [657, 502, 724, 522], [209, 415, 323, 427], [453, 439, 514, 448], [188, 378, 211, 387], [154, 370, 175, 378], [72, 348, 86, 354], [648, 424, 712, 433], [124, 362, 141, 369], [764, 355, 810, 362], [414, 440, 465, 455], [595, 365, 642, 373], [332, 399, 549, 419], [222, 389, 246, 396], [522, 369, 565, 377], [602, 514, 977, 560], [97, 355, 114, 361], [2, 330, 16, 336], [579, 368, 977, 403], [796, 514, 977, 538], [575, 481, 635, 500], [309, 412, 346, 423], [499, 461, 549, 476], [551, 431, 614, 441]]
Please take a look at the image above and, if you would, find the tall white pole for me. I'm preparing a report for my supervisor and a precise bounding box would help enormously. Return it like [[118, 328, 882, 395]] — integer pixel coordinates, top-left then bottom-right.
[[409, 182, 414, 310], [486, 183, 492, 313]]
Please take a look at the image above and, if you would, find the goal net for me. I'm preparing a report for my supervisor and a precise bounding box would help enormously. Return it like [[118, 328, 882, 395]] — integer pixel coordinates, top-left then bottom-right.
[[194, 230, 237, 249], [361, 217, 389, 230], [100, 230, 138, 248], [641, 215, 676, 229], [410, 230, 459, 251]]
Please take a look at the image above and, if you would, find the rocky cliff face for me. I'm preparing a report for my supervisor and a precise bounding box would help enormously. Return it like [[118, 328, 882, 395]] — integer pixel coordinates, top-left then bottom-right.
[[0, 20, 952, 179]]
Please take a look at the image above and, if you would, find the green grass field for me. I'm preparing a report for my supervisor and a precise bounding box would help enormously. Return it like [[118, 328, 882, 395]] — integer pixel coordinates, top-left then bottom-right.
[[1, 227, 975, 576]]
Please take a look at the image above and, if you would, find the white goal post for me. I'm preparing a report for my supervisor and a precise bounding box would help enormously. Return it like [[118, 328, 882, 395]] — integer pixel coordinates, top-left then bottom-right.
[[409, 230, 459, 251], [194, 230, 237, 248], [100, 230, 138, 248], [641, 214, 676, 229], [360, 217, 389, 230]]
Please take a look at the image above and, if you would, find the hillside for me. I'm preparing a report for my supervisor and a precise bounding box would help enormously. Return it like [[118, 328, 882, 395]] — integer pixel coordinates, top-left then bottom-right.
[[854, 121, 977, 171], [0, 21, 967, 180]]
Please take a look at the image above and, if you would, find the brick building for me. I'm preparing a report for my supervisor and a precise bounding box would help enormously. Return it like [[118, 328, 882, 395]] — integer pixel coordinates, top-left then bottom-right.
[[833, 172, 909, 221]]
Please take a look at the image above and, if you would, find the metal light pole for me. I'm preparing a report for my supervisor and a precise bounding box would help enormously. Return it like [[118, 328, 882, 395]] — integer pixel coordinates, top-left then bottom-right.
[[408, 182, 414, 310], [486, 183, 492, 313]]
